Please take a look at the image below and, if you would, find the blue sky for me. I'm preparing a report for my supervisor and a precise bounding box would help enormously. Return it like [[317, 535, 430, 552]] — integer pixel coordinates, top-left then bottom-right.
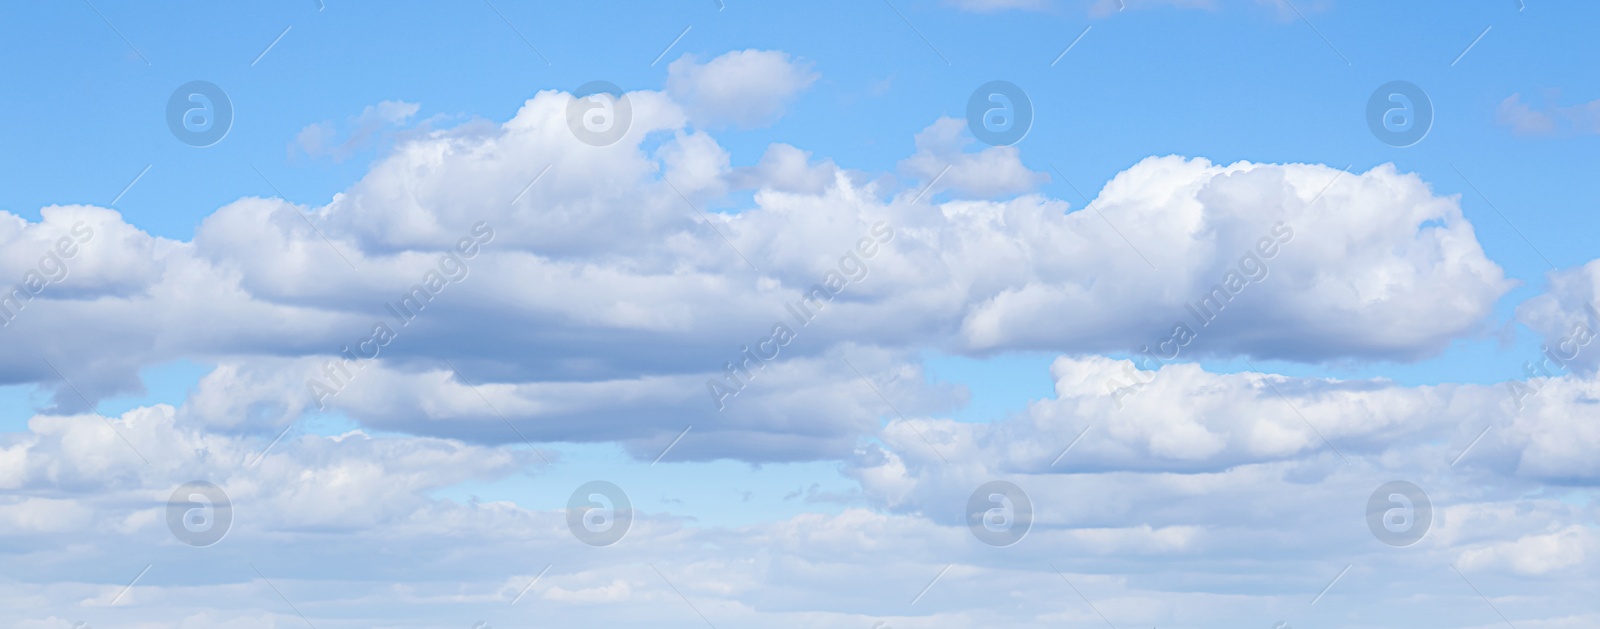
[[2, 1, 1599, 628]]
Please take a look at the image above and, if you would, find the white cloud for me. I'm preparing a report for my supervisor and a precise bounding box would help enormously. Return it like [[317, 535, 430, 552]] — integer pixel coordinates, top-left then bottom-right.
[[4, 33, 1597, 629], [729, 143, 841, 195], [0, 79, 1516, 461], [1516, 258, 1600, 376], [1, 300, 1598, 626], [851, 354, 1600, 485], [1, 57, 1589, 627], [666, 49, 818, 129], [898, 117, 1050, 198], [1457, 525, 1597, 576], [1, 385, 1596, 627]]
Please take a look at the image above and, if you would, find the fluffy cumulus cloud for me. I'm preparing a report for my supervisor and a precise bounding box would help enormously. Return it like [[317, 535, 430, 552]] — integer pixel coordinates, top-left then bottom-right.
[[0, 49, 1593, 628], [0, 76, 1513, 455], [666, 49, 819, 129], [852, 355, 1600, 488], [899, 117, 1051, 197]]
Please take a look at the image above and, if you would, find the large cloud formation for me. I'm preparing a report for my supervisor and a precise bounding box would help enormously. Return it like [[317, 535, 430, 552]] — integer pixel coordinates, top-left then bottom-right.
[[0, 47, 1587, 629], [0, 68, 1509, 460]]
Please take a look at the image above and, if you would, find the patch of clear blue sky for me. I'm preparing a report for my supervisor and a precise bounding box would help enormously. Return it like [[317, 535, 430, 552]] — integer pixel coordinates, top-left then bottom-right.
[[95, 359, 213, 416], [2, 3, 1596, 462], [0, 359, 211, 431]]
